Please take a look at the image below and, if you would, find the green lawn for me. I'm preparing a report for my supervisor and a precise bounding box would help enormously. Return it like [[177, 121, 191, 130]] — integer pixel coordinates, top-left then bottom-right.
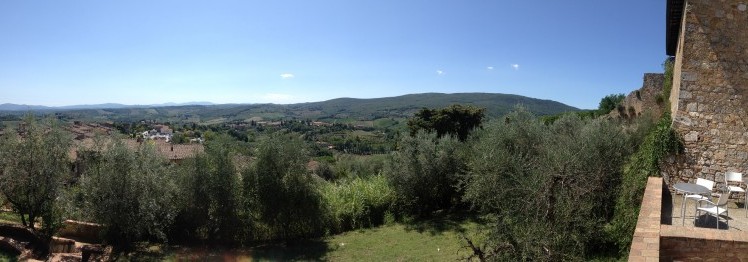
[[124, 215, 484, 262], [0, 211, 22, 224], [319, 220, 481, 261]]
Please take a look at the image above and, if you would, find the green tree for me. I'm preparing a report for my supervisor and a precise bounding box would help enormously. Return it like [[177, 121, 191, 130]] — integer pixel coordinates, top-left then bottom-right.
[[172, 135, 241, 244], [598, 94, 626, 114], [462, 110, 638, 261], [384, 132, 465, 217], [242, 135, 328, 240], [407, 104, 485, 141], [0, 116, 70, 240], [81, 138, 178, 251]]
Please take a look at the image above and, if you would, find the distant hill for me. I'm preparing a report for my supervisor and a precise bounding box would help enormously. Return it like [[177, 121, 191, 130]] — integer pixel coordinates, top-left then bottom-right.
[[0, 93, 577, 123], [292, 93, 577, 118], [0, 102, 215, 111]]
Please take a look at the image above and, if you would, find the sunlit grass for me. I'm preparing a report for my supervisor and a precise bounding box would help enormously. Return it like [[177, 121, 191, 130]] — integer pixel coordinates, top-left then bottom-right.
[[121, 215, 484, 262]]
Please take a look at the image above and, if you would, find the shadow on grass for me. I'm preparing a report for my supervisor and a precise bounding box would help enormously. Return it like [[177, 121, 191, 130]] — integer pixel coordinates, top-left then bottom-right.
[[401, 212, 482, 236], [119, 239, 330, 262], [247, 239, 330, 261]]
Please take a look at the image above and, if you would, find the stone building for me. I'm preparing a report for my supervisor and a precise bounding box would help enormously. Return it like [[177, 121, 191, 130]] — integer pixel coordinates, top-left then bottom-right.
[[667, 0, 748, 183]]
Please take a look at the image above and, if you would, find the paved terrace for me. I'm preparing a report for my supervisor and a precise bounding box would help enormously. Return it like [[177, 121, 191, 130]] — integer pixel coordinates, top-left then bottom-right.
[[629, 177, 748, 262]]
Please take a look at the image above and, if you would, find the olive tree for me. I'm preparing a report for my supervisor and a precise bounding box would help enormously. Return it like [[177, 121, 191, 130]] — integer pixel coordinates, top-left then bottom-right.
[[242, 134, 328, 240], [384, 132, 465, 217], [0, 116, 70, 239], [172, 135, 241, 244], [462, 110, 635, 261], [81, 138, 178, 251]]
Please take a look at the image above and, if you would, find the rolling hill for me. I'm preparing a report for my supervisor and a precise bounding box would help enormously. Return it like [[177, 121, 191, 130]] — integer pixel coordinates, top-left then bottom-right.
[[0, 93, 578, 123]]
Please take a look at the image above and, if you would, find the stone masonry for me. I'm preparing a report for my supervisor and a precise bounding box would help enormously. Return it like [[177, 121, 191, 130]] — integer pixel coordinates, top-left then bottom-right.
[[609, 73, 665, 119], [668, 0, 748, 184]]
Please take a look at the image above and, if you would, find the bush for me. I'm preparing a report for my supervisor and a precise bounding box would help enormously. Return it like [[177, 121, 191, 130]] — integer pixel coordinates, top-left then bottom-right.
[[242, 135, 329, 241], [606, 113, 681, 255], [322, 175, 395, 232], [171, 136, 242, 244], [384, 132, 466, 217], [333, 154, 387, 179], [81, 138, 178, 251], [462, 110, 640, 260], [0, 116, 70, 240]]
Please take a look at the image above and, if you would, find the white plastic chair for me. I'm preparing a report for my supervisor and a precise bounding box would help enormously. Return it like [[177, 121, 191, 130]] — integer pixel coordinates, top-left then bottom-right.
[[725, 171, 746, 194], [695, 192, 731, 229], [686, 178, 714, 208], [725, 172, 746, 212]]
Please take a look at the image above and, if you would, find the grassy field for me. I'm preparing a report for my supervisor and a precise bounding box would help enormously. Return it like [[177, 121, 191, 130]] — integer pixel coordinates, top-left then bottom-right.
[[123, 215, 483, 262], [0, 211, 22, 224]]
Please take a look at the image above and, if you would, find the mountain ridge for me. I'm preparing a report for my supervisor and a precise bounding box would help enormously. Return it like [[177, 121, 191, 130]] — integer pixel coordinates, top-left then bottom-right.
[[0, 102, 216, 111], [0, 93, 578, 123]]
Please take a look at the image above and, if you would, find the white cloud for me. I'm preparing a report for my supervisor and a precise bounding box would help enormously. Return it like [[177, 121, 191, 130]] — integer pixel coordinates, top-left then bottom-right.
[[511, 64, 520, 70], [436, 70, 445, 75], [487, 66, 494, 70], [280, 73, 295, 79]]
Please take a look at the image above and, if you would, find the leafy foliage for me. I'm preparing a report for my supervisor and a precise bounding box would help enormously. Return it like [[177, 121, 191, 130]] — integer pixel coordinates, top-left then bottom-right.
[[606, 112, 681, 254], [172, 136, 242, 244], [598, 94, 626, 114], [242, 135, 329, 241], [462, 109, 642, 261], [385, 132, 466, 217], [81, 139, 178, 251], [322, 175, 395, 232], [407, 104, 486, 141], [0, 116, 70, 239]]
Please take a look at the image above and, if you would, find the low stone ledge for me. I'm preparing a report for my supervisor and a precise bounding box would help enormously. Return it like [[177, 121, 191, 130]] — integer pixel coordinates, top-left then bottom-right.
[[58, 220, 102, 244], [628, 177, 663, 261]]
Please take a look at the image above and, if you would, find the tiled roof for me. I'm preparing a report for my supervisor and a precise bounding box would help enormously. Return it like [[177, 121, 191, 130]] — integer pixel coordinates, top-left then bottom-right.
[[70, 138, 203, 161]]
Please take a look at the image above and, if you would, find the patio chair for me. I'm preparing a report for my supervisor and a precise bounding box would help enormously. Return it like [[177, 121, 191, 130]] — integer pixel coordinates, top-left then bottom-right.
[[686, 178, 714, 208], [725, 171, 747, 208], [725, 171, 746, 194], [695, 192, 731, 229]]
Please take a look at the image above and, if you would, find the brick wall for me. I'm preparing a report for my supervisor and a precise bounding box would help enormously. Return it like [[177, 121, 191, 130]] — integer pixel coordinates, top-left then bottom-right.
[[668, 0, 748, 184], [661, 225, 748, 261], [629, 177, 748, 261], [628, 177, 663, 261]]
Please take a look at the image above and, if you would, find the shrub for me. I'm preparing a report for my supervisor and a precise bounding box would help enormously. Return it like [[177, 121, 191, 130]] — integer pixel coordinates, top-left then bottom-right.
[[242, 135, 329, 241], [171, 135, 242, 244], [81, 138, 178, 251], [384, 132, 466, 217], [606, 112, 681, 255], [0, 116, 70, 240], [322, 175, 395, 232], [333, 154, 387, 179], [462, 110, 639, 260]]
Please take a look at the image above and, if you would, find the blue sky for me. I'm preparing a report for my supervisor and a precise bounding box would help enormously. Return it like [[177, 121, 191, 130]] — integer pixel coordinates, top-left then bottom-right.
[[0, 0, 665, 109]]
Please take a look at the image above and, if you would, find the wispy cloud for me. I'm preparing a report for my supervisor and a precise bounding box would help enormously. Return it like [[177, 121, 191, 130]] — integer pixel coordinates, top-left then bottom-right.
[[511, 64, 520, 70], [487, 66, 494, 70], [436, 70, 445, 75], [280, 73, 295, 79]]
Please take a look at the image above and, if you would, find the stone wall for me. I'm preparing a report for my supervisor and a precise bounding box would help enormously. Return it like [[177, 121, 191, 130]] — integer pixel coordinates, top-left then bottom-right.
[[668, 0, 748, 185], [57, 220, 103, 244], [609, 73, 665, 119]]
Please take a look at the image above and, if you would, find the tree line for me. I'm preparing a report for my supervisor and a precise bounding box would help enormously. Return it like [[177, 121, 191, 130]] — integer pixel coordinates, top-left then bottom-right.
[[0, 101, 672, 260]]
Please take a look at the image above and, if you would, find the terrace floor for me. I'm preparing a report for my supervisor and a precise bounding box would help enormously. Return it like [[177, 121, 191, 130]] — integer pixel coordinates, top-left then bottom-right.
[[668, 191, 748, 231]]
